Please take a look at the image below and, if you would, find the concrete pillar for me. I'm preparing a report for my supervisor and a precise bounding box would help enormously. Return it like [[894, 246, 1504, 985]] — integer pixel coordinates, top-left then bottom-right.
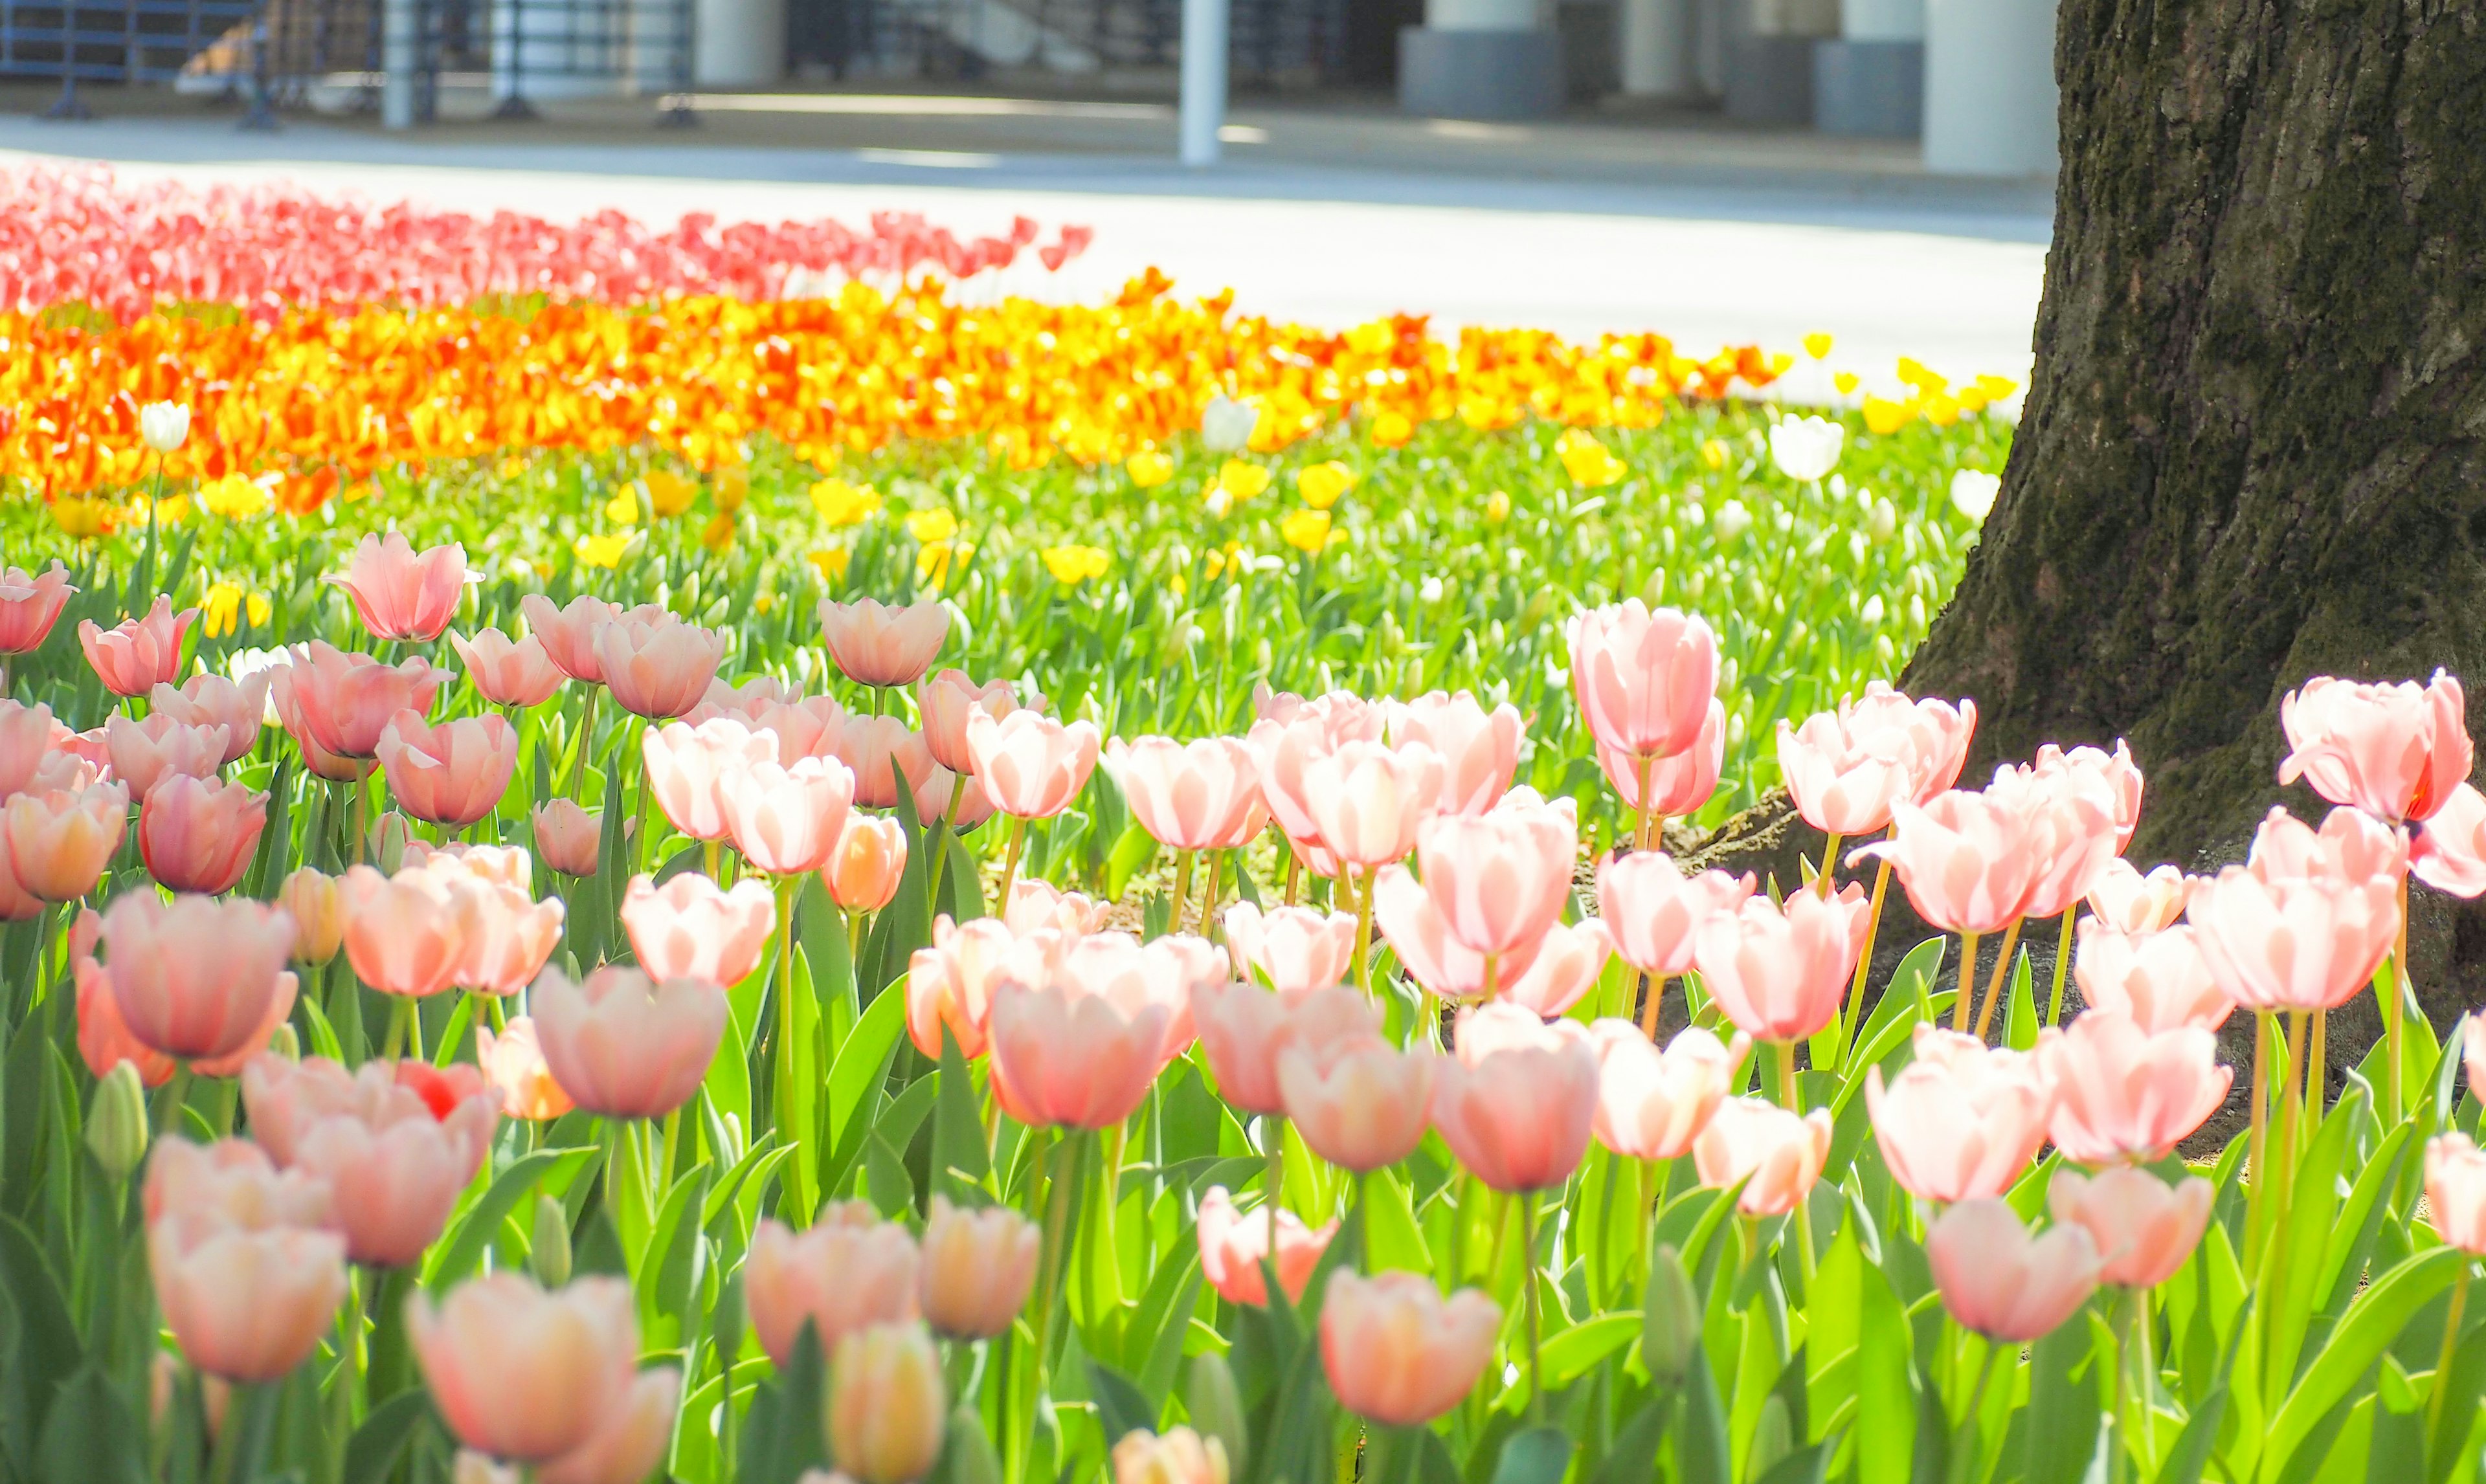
[[693, 0, 785, 83], [381, 0, 416, 128], [1923, 0, 2055, 173], [1399, 0, 1561, 118], [1814, 0, 1920, 135], [1618, 0, 1694, 96], [1178, 0, 1227, 166]]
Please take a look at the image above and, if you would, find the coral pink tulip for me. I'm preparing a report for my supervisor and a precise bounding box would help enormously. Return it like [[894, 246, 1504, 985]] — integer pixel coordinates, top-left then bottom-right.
[[78, 953, 176, 1086], [833, 715, 935, 810], [3, 779, 128, 902], [746, 1208, 921, 1364], [1106, 736, 1268, 852], [1589, 1022, 1749, 1160], [378, 711, 515, 829], [1371, 862, 1532, 1000], [1006, 879, 1112, 936], [150, 1210, 347, 1383], [81, 596, 197, 696], [622, 872, 777, 985], [719, 755, 856, 876], [2073, 920, 2230, 1031], [1196, 1186, 1336, 1305], [1864, 1025, 2053, 1202], [2048, 1168, 2213, 1287], [1850, 789, 2043, 936], [2427, 1133, 2486, 1254], [2036, 1010, 2232, 1164], [1390, 690, 1522, 814], [0, 699, 49, 800], [1924, 1199, 2101, 1342], [339, 865, 465, 999], [1115, 1429, 1228, 1484], [1277, 1034, 1436, 1172], [1298, 738, 1444, 868], [828, 1322, 948, 1484], [643, 717, 774, 841], [272, 641, 443, 761], [0, 561, 74, 654], [825, 814, 908, 912], [1432, 1005, 1599, 1192], [918, 1195, 1039, 1339], [102, 892, 295, 1061], [821, 597, 949, 689], [988, 981, 1170, 1129], [1693, 886, 1868, 1043], [532, 799, 603, 876], [2086, 859, 2191, 935], [906, 916, 1049, 1061], [2415, 781, 2486, 896], [2033, 740, 2145, 852], [139, 775, 268, 895], [2279, 670, 2472, 823], [144, 1135, 332, 1230], [530, 966, 726, 1119], [451, 628, 565, 708], [1319, 1270, 1501, 1426], [447, 879, 566, 995], [919, 670, 1036, 773], [1046, 931, 1223, 1066], [518, 594, 618, 685], [2185, 865, 2397, 1013], [1192, 981, 1378, 1114], [1598, 697, 1724, 819], [1986, 761, 2122, 920], [106, 711, 230, 798], [328, 533, 473, 643], [593, 612, 725, 722], [477, 1017, 575, 1121], [1597, 854, 1756, 979], [410, 1274, 638, 1463], [1410, 795, 1576, 958], [967, 709, 1100, 819], [538, 1368, 682, 1484], [0, 845, 40, 922], [1222, 903, 1356, 993], [1569, 601, 1719, 761], [1693, 1096, 1833, 1216], [293, 1080, 497, 1266], [1500, 918, 1614, 1017], [150, 673, 271, 766]]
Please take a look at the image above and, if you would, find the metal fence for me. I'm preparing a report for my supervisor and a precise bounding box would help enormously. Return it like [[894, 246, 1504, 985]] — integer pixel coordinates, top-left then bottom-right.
[[798, 0, 1345, 87]]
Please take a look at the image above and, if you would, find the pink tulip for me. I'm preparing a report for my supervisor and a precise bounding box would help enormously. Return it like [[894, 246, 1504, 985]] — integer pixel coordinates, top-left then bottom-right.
[[149, 673, 271, 766], [1776, 694, 1925, 837], [1253, 685, 1389, 742], [150, 1208, 347, 1383], [139, 775, 267, 895], [1277, 1034, 1436, 1172], [1319, 1270, 1501, 1426], [2073, 920, 2230, 1031], [592, 611, 725, 722], [1864, 1025, 2053, 1202], [339, 864, 465, 999], [1046, 931, 1224, 1067], [828, 1322, 948, 1484], [911, 763, 993, 830], [2085, 859, 2191, 935], [532, 799, 603, 876], [642, 718, 772, 841], [292, 1075, 497, 1267], [378, 711, 516, 829], [2247, 803, 2409, 885], [1850, 789, 2043, 936], [967, 709, 1100, 819], [2048, 1167, 2213, 1287], [538, 1368, 682, 1484], [2033, 740, 2145, 851], [102, 892, 295, 1061], [3, 779, 128, 902], [0, 699, 50, 801], [743, 694, 849, 764], [1106, 736, 1268, 853], [2415, 781, 2486, 896], [447, 879, 565, 996], [530, 965, 726, 1119], [1389, 690, 1522, 814], [1597, 854, 1756, 979], [1248, 716, 1329, 848], [918, 1195, 1039, 1339], [328, 533, 473, 643], [451, 628, 565, 708], [2036, 1010, 2232, 1164], [622, 872, 777, 985], [2185, 865, 2397, 1014], [1499, 918, 1614, 1017], [1986, 761, 2122, 920], [2426, 1133, 2486, 1255], [1597, 698, 1724, 819], [144, 1135, 332, 1230], [1006, 879, 1112, 936], [1569, 601, 1719, 760], [906, 916, 1051, 1061], [989, 979, 1170, 1129], [1589, 1021, 1749, 1160], [919, 670, 1036, 773], [833, 715, 935, 810], [1923, 1199, 2101, 1342], [719, 755, 857, 876], [1692, 1096, 1833, 1216], [1222, 902, 1356, 993], [241, 1056, 487, 1166], [821, 597, 950, 687], [0, 561, 74, 654], [0, 842, 41, 922], [1371, 863, 1533, 1001], [77, 954, 176, 1086], [477, 1017, 576, 1121], [409, 1274, 638, 1462], [1115, 1430, 1229, 1484], [271, 641, 443, 760], [745, 1208, 921, 1365], [1196, 1186, 1336, 1305], [518, 594, 619, 685], [106, 711, 230, 798], [1298, 738, 1444, 868], [1410, 795, 1576, 958], [1192, 981, 1378, 1114], [1432, 1005, 1598, 1192], [825, 814, 909, 912], [1693, 886, 1868, 1043], [2279, 670, 2472, 823], [412, 843, 533, 891], [80, 596, 198, 696]]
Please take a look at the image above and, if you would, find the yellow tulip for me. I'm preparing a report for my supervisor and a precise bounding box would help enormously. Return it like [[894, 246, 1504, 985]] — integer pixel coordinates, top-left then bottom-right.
[[919, 540, 972, 585], [701, 513, 736, 551], [201, 581, 245, 638], [1126, 450, 1174, 488], [644, 469, 698, 518], [1699, 439, 1730, 472], [1861, 395, 1918, 436], [1556, 428, 1625, 489], [199, 472, 273, 520], [809, 548, 852, 582], [1802, 331, 1834, 359], [574, 533, 631, 568], [52, 496, 112, 539], [811, 478, 882, 527], [247, 592, 272, 628], [1280, 508, 1332, 554], [1483, 491, 1510, 524], [712, 466, 749, 513], [1369, 412, 1414, 448], [1041, 544, 1111, 585], [1832, 371, 1861, 397], [906, 508, 960, 545], [603, 489, 640, 526], [1295, 460, 1356, 511], [1214, 460, 1271, 502]]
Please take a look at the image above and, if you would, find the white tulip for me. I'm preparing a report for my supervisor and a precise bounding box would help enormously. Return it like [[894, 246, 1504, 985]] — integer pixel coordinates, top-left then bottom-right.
[[1713, 499, 1753, 544], [1200, 395, 1258, 453], [1951, 469, 2002, 522], [1767, 415, 1844, 483], [139, 401, 191, 454]]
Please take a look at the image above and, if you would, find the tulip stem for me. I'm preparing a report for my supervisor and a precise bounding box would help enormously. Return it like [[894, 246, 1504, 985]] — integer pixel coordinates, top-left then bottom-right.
[[994, 815, 1029, 918], [1835, 854, 1894, 1070], [1350, 867, 1376, 994], [2389, 874, 2410, 1118], [1032, 1127, 1080, 1379], [1197, 850, 1224, 942], [1629, 753, 1656, 853], [2044, 906, 2077, 1027], [771, 878, 803, 1217], [1264, 1115, 1286, 1223], [1521, 1188, 1545, 1424], [155, 1064, 192, 1141], [1971, 916, 2022, 1043], [924, 779, 967, 928], [563, 687, 599, 802], [2427, 1261, 2470, 1460], [1947, 1336, 2005, 1484], [379, 997, 412, 1062], [2245, 1012, 2272, 1269], [633, 720, 655, 876], [1354, 1167, 1372, 1271], [1169, 850, 1195, 937], [1951, 932, 1980, 1032], [1778, 1041, 1817, 1289], [1282, 846, 1301, 907], [1636, 973, 1664, 1041], [1815, 832, 1842, 896]]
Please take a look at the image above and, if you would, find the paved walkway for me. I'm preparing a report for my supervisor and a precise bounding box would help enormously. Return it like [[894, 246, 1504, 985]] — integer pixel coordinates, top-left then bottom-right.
[[0, 87, 2054, 399]]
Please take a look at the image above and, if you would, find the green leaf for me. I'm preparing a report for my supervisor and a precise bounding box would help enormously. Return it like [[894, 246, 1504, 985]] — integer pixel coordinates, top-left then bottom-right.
[[422, 1147, 594, 1292], [2153, 1296, 2246, 1484], [1853, 1247, 1915, 1484], [1677, 1338, 1734, 1484], [2265, 1248, 2464, 1481], [1539, 1312, 1641, 1392], [931, 1030, 991, 1201], [2004, 945, 2038, 1052], [32, 1366, 143, 1484], [1088, 1360, 1157, 1447], [1106, 822, 1159, 902], [829, 977, 909, 1146], [1586, 1398, 1674, 1484], [2020, 1305, 2103, 1484], [342, 1388, 432, 1484], [1488, 1426, 1572, 1484]]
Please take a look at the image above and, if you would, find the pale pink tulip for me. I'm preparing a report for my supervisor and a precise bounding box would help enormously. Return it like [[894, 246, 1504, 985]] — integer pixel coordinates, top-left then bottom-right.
[[519, 594, 619, 685], [0, 561, 74, 654], [328, 533, 473, 643], [1694, 887, 1867, 1043], [240, 1058, 489, 1166], [414, 843, 534, 891], [825, 814, 908, 912], [1299, 738, 1444, 868], [1192, 981, 1378, 1114], [0, 700, 49, 801], [378, 711, 515, 829], [477, 1017, 575, 1121], [150, 673, 271, 766], [906, 916, 1050, 1061], [2279, 670, 2472, 823], [593, 612, 724, 722], [532, 799, 603, 876], [2427, 1133, 2486, 1254], [77, 953, 176, 1086], [1045, 931, 1224, 1067], [409, 1274, 638, 1463], [1432, 1006, 1598, 1192], [1390, 690, 1522, 814], [1114, 1429, 1229, 1484], [293, 1078, 498, 1267], [833, 715, 935, 810], [80, 596, 197, 696], [1569, 601, 1718, 760], [271, 641, 443, 760], [2033, 740, 2145, 852], [1589, 1022, 1749, 1160], [918, 1195, 1038, 1339], [1371, 863, 1534, 1001], [1864, 1025, 2053, 1202], [2073, 920, 2230, 1032], [1986, 761, 2122, 920], [614, 873, 772, 987], [1248, 716, 1330, 848], [967, 709, 1100, 819], [142, 1135, 332, 1237], [1196, 1186, 1336, 1305], [1253, 685, 1389, 742], [2246, 803, 2409, 885], [2085, 859, 2191, 935], [740, 694, 848, 764], [1598, 697, 1724, 818], [2048, 1168, 2213, 1287], [446, 879, 565, 995], [1692, 1096, 1833, 1216], [106, 711, 230, 798], [1597, 854, 1756, 979], [2186, 865, 2397, 1013], [919, 671, 1036, 774], [150, 1210, 346, 1383], [339, 865, 465, 999], [643, 718, 768, 842], [2036, 1010, 2232, 1164], [102, 893, 294, 1062], [989, 980, 1169, 1129], [4, 779, 127, 902], [828, 1322, 947, 1484], [1005, 879, 1112, 936], [538, 1368, 681, 1484], [1776, 697, 1923, 836], [1924, 1199, 2101, 1342], [0, 842, 41, 922], [530, 965, 726, 1119], [1277, 1034, 1436, 1172], [1222, 902, 1356, 993], [717, 755, 856, 876], [1850, 790, 2043, 936], [1319, 1271, 1500, 1426], [1411, 795, 1576, 958], [1499, 918, 1614, 1017], [2415, 781, 2486, 896], [451, 628, 565, 708], [139, 775, 267, 895], [745, 1208, 921, 1365], [1106, 736, 1268, 852], [912, 764, 994, 831], [45, 720, 111, 779], [821, 597, 950, 688]]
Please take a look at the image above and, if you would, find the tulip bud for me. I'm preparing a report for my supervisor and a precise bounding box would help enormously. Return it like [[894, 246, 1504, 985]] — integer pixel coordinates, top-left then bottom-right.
[[1641, 1245, 1697, 1386], [530, 1195, 573, 1289], [827, 1322, 946, 1484], [279, 868, 346, 965], [372, 812, 413, 873], [940, 1408, 1003, 1484], [85, 1061, 149, 1183], [1182, 1353, 1247, 1480]]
